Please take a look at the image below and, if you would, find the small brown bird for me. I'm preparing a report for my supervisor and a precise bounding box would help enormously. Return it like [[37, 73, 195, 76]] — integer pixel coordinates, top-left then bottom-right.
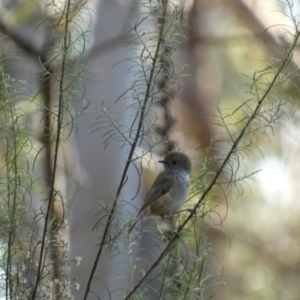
[[128, 151, 192, 234]]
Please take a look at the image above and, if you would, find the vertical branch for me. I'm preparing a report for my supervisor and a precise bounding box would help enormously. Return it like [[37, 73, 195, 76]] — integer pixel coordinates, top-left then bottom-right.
[[0, 56, 19, 300], [82, 1, 170, 299], [5, 102, 19, 300], [30, 0, 72, 298]]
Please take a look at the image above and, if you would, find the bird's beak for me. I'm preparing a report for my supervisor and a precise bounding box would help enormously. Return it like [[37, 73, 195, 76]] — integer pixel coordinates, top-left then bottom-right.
[[158, 159, 168, 164]]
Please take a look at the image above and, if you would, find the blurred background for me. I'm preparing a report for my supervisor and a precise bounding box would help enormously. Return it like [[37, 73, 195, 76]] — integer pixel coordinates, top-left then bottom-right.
[[1, 0, 300, 299]]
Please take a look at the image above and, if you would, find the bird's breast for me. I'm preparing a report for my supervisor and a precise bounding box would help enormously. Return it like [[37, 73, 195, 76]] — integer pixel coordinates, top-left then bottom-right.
[[150, 173, 189, 216]]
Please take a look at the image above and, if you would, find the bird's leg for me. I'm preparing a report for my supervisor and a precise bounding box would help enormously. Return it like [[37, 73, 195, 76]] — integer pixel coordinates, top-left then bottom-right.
[[162, 216, 180, 237]]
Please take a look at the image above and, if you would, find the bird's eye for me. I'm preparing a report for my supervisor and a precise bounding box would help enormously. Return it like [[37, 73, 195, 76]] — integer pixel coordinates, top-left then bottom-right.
[[172, 160, 177, 165]]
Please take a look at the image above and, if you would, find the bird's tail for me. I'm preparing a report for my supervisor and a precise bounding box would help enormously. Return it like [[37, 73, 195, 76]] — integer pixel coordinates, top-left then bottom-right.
[[127, 209, 148, 233]]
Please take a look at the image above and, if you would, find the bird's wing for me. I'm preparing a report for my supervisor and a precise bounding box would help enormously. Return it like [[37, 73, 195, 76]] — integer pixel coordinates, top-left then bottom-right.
[[138, 171, 174, 215]]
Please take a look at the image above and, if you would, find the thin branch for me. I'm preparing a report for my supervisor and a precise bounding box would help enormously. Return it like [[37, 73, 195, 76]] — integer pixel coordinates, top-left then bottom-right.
[[30, 0, 72, 298], [82, 1, 170, 299]]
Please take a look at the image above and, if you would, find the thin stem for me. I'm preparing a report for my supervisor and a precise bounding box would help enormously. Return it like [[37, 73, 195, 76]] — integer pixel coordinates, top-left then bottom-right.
[[82, 1, 170, 299], [30, 1, 71, 298], [0, 55, 21, 300], [6, 102, 19, 300], [0, 63, 15, 300], [124, 28, 300, 300]]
